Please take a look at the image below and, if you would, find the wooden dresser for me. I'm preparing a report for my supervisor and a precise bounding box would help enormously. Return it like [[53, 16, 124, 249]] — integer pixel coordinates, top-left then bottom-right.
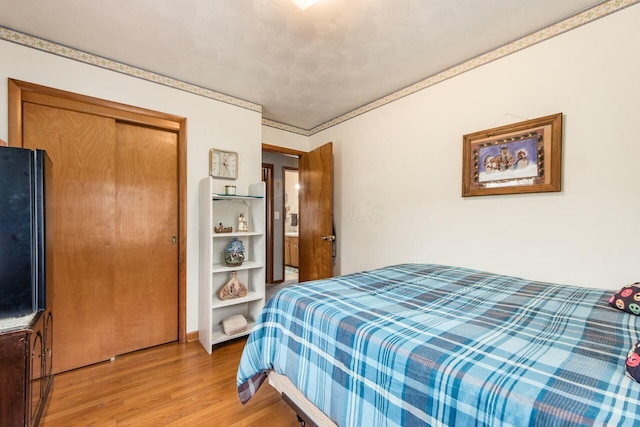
[[0, 310, 53, 427]]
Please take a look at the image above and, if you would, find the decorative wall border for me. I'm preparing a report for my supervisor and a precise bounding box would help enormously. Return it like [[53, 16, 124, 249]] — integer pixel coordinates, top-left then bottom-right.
[[1, 0, 637, 137], [301, 0, 640, 136], [0, 27, 262, 115], [261, 118, 309, 136]]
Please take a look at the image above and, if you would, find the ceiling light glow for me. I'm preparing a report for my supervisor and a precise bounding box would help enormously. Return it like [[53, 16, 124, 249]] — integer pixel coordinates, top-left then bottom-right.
[[290, 0, 322, 11]]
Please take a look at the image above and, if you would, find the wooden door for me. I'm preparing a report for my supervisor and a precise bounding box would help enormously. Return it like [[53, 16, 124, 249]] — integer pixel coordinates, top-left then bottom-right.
[[298, 142, 334, 282], [23, 103, 117, 372], [114, 123, 178, 355], [21, 103, 180, 373]]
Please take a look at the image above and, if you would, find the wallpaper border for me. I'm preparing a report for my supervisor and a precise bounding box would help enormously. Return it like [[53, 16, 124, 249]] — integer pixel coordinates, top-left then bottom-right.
[[0, 26, 262, 114], [304, 0, 640, 136], [1, 0, 637, 137]]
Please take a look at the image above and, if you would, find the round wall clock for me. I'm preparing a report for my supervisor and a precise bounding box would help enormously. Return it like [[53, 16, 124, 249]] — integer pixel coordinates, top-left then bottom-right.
[[209, 148, 238, 179]]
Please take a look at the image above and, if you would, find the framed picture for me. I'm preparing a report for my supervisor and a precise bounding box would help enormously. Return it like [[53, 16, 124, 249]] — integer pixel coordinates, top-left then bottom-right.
[[462, 113, 562, 197]]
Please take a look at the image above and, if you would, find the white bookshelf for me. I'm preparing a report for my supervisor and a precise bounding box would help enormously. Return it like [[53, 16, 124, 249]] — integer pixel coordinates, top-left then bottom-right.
[[198, 178, 265, 353]]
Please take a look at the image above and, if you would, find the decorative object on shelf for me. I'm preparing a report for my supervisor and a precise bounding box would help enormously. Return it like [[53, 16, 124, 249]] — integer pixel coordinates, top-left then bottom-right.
[[225, 185, 236, 195], [238, 212, 248, 232], [214, 222, 233, 233], [223, 237, 245, 266], [219, 271, 248, 300], [209, 148, 238, 179], [222, 314, 248, 336], [462, 113, 563, 197]]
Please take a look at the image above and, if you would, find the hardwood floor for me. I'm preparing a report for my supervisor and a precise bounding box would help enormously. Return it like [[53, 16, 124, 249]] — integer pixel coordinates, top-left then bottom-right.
[[41, 338, 301, 426]]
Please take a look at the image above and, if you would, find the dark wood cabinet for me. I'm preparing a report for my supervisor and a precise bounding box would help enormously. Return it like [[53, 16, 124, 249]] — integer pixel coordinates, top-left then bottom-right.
[[0, 310, 53, 427]]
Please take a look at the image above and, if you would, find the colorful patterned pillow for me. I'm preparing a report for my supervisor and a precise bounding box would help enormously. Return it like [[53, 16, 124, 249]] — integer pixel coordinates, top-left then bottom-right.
[[626, 342, 640, 382], [609, 283, 640, 315]]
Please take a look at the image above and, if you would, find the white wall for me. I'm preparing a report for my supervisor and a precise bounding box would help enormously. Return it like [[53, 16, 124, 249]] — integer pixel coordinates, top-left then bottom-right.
[[262, 125, 310, 152], [0, 40, 263, 333], [310, 4, 640, 289]]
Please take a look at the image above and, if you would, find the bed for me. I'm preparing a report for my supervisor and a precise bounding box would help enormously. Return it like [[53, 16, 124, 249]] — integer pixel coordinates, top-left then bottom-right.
[[237, 264, 640, 426]]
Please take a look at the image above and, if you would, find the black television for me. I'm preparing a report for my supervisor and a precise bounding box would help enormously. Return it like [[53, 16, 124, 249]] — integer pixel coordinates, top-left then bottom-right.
[[0, 147, 52, 318]]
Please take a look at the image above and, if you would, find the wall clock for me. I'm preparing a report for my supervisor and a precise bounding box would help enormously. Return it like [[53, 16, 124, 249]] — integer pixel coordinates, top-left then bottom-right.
[[209, 148, 238, 179]]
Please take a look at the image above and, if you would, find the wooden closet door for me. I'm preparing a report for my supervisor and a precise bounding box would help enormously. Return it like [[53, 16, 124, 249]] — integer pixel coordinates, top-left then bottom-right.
[[22, 104, 180, 373], [23, 103, 117, 373], [114, 122, 178, 354]]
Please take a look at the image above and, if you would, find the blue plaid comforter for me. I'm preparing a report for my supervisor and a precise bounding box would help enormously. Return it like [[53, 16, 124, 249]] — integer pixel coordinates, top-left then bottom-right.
[[237, 264, 640, 426]]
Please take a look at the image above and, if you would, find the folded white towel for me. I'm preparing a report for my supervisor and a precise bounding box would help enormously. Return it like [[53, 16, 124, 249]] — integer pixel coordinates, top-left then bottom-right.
[[222, 314, 248, 335]]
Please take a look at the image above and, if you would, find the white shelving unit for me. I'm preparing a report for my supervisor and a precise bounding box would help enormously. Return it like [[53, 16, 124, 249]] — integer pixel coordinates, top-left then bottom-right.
[[198, 178, 265, 353]]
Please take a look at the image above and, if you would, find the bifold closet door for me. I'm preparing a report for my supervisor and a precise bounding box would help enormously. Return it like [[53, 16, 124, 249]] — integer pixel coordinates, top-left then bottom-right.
[[23, 103, 179, 373]]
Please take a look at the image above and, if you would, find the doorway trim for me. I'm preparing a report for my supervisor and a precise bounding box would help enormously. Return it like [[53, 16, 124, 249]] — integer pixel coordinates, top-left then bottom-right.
[[262, 163, 274, 284], [283, 166, 299, 274], [262, 144, 305, 284], [8, 79, 188, 343], [262, 143, 306, 157]]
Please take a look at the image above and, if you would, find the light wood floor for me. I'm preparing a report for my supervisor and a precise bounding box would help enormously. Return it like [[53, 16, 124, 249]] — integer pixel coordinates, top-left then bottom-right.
[[41, 338, 301, 426]]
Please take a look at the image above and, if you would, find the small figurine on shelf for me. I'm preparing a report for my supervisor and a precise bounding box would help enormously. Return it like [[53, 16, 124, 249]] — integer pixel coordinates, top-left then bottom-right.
[[214, 222, 233, 233], [238, 212, 248, 232], [223, 237, 245, 266], [219, 271, 247, 300]]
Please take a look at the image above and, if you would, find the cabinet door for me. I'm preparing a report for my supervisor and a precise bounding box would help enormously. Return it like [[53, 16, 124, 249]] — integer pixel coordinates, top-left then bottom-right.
[[284, 236, 291, 266], [291, 237, 299, 268], [43, 312, 53, 383], [29, 330, 43, 426], [0, 331, 28, 427]]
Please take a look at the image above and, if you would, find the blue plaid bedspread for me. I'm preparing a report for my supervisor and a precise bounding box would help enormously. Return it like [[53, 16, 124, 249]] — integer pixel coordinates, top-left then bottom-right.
[[237, 264, 640, 426]]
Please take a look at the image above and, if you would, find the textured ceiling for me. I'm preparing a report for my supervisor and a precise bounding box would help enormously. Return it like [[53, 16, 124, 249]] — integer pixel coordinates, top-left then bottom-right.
[[0, 0, 609, 130]]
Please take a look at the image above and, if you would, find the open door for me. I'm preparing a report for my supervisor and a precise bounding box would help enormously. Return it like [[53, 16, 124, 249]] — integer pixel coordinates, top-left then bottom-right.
[[298, 142, 334, 282], [262, 164, 274, 284]]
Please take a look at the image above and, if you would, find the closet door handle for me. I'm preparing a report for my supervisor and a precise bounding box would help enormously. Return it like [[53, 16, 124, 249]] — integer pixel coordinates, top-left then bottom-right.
[[321, 235, 336, 241]]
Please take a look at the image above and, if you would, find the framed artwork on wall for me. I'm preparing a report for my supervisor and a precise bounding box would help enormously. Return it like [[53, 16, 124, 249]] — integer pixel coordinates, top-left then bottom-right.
[[462, 113, 563, 197]]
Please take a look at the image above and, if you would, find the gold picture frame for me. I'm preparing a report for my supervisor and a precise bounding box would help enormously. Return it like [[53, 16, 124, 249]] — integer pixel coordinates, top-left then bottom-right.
[[462, 113, 563, 197]]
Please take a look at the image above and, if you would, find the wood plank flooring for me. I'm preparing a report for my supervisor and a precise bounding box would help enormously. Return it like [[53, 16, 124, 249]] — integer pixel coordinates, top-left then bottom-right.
[[41, 338, 300, 426]]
